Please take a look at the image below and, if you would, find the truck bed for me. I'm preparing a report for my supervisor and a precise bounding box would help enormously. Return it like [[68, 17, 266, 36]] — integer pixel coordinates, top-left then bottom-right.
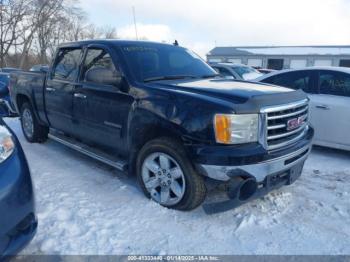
[[10, 71, 47, 124]]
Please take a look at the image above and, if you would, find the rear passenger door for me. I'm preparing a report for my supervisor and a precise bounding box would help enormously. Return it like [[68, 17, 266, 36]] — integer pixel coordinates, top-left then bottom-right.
[[310, 70, 350, 147], [45, 47, 83, 134], [73, 45, 133, 155]]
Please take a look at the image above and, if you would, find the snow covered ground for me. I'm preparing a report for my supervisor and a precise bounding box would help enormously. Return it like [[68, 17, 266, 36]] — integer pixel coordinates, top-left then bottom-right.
[[4, 118, 350, 255]]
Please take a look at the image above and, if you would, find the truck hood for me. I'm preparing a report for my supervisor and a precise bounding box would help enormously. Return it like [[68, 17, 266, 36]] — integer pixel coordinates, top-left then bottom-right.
[[150, 78, 307, 113]]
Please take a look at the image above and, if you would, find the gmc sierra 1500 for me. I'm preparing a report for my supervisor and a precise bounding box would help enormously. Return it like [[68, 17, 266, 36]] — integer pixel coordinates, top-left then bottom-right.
[[10, 40, 313, 213]]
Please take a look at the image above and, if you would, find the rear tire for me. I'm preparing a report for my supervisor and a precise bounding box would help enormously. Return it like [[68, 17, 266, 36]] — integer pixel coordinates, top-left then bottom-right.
[[136, 137, 207, 211], [20, 102, 48, 143]]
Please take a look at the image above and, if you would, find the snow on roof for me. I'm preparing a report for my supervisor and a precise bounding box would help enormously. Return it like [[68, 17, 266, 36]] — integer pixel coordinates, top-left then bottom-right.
[[238, 47, 350, 55], [209, 46, 350, 56]]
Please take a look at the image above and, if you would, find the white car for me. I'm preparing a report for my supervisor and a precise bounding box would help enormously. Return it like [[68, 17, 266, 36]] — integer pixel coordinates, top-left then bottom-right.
[[256, 67, 350, 151], [211, 63, 263, 80]]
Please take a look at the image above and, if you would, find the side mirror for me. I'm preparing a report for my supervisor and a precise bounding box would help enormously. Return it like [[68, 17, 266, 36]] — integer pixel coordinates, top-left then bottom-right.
[[85, 67, 122, 86]]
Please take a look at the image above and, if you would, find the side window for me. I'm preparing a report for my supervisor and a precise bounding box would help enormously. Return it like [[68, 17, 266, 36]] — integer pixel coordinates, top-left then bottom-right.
[[319, 71, 350, 97], [215, 67, 235, 78], [261, 75, 277, 84], [81, 48, 117, 83], [263, 71, 313, 93], [52, 48, 82, 81]]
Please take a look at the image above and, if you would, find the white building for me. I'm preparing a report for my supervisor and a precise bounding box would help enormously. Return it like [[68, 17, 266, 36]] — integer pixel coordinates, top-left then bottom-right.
[[206, 46, 350, 70]]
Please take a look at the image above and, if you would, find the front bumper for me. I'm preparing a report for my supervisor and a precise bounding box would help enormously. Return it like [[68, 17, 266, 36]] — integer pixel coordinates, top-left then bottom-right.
[[203, 159, 305, 214], [199, 144, 311, 182], [1, 213, 37, 258], [193, 127, 313, 182], [191, 127, 313, 214]]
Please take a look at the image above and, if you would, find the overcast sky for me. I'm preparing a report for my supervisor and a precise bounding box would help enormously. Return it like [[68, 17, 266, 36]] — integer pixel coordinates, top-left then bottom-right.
[[80, 0, 350, 58]]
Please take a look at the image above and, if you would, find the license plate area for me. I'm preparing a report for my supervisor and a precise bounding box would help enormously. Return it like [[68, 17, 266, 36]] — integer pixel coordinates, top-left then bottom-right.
[[263, 160, 304, 190]]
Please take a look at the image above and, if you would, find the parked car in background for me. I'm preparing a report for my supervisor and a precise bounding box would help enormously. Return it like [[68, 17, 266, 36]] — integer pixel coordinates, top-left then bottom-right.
[[0, 68, 22, 73], [0, 72, 17, 117], [256, 67, 350, 151], [253, 67, 276, 74], [10, 40, 313, 213], [211, 63, 263, 80], [29, 64, 49, 73], [0, 118, 37, 258]]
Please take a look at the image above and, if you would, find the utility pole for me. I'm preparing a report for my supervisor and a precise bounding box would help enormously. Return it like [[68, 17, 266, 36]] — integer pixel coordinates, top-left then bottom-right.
[[132, 6, 138, 40]]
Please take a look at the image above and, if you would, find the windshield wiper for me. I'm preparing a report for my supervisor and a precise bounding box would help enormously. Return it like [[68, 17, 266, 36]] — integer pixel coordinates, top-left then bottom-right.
[[143, 75, 197, 82]]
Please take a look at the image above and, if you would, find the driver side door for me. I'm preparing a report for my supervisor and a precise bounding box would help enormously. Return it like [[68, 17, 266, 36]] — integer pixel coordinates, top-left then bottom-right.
[[72, 45, 133, 155]]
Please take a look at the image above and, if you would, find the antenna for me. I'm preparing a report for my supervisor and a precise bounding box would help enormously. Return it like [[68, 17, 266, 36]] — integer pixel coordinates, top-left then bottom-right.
[[132, 6, 138, 40]]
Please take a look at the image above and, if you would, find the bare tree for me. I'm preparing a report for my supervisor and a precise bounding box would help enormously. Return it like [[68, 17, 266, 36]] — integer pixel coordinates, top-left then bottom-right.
[[0, 0, 31, 67], [1, 0, 118, 69], [102, 25, 118, 39], [18, 0, 65, 68], [34, 2, 85, 64]]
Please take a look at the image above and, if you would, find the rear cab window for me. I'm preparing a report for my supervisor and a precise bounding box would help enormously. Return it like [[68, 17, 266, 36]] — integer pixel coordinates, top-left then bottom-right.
[[52, 48, 83, 81]]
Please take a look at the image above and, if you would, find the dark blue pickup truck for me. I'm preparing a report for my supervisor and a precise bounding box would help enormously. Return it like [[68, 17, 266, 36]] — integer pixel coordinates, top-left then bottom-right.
[[10, 40, 313, 213]]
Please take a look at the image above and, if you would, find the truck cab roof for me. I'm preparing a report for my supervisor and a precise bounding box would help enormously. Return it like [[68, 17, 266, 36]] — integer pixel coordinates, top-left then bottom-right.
[[58, 39, 177, 49]]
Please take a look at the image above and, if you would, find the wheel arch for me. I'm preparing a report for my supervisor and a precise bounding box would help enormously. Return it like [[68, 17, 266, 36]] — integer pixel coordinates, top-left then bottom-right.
[[16, 94, 31, 113], [127, 110, 187, 175], [16, 93, 46, 126]]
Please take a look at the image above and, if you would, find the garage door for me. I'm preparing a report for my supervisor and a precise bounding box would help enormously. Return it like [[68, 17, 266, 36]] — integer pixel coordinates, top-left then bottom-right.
[[247, 59, 262, 67], [228, 58, 242, 64], [290, 59, 307, 69], [314, 59, 332, 66]]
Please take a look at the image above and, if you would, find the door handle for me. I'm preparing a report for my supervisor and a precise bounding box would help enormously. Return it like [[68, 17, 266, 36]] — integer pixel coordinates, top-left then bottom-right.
[[74, 93, 87, 99], [46, 87, 56, 92], [315, 104, 330, 110]]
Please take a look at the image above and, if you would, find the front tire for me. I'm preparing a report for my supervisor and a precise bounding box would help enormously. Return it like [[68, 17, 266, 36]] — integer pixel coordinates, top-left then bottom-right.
[[136, 137, 207, 211], [20, 102, 48, 143]]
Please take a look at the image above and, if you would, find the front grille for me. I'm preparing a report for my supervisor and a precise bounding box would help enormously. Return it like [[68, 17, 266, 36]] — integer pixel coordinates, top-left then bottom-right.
[[263, 99, 309, 150]]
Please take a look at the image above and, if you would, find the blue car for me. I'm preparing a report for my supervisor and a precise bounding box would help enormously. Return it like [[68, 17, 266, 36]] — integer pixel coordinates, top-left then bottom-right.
[[0, 73, 17, 117], [0, 118, 37, 258]]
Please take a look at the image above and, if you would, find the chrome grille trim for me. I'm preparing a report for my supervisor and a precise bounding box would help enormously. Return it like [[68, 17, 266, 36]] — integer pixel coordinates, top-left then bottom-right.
[[260, 99, 309, 150], [268, 127, 309, 150], [267, 106, 308, 120], [267, 123, 286, 130], [267, 122, 307, 140]]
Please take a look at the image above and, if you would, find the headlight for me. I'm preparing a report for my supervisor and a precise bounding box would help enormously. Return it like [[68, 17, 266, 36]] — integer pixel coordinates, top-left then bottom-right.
[[214, 114, 259, 144], [0, 125, 15, 163]]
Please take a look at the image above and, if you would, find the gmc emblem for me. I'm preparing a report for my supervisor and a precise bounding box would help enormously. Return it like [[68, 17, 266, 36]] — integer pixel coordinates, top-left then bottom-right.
[[287, 116, 305, 131]]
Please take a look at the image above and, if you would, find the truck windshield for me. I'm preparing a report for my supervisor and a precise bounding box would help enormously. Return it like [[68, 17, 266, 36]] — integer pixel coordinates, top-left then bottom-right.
[[120, 44, 217, 82]]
